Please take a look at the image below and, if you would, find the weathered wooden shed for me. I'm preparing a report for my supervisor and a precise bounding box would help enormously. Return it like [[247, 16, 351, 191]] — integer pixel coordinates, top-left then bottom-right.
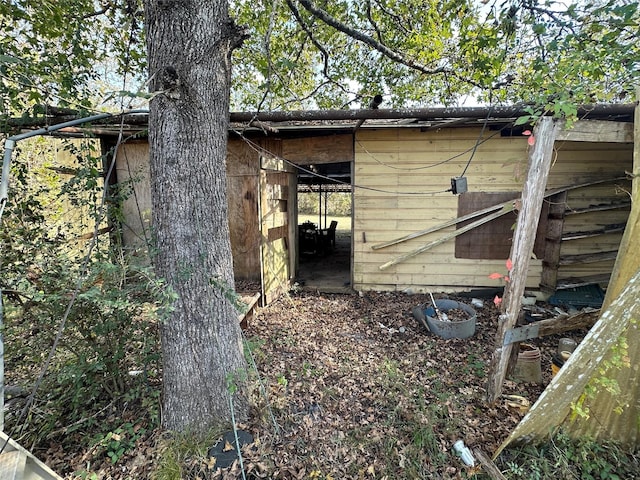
[[96, 104, 635, 303]]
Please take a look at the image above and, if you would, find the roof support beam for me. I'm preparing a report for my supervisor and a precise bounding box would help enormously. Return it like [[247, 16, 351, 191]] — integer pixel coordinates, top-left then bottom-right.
[[229, 103, 635, 123], [557, 119, 634, 143]]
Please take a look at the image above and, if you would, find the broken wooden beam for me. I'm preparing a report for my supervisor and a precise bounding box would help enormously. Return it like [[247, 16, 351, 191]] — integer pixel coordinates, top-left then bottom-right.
[[503, 308, 599, 344], [559, 250, 619, 265], [561, 223, 626, 241], [537, 308, 599, 336], [238, 292, 261, 330], [555, 274, 611, 289], [564, 201, 631, 215], [474, 448, 507, 480]]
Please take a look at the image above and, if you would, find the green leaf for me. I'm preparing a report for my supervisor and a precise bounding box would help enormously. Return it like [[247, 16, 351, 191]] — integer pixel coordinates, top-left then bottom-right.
[[0, 54, 22, 65]]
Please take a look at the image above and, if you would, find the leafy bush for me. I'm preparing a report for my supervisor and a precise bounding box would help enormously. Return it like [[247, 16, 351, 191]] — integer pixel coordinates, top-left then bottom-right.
[[1, 138, 168, 459], [298, 191, 351, 216], [493, 431, 640, 480]]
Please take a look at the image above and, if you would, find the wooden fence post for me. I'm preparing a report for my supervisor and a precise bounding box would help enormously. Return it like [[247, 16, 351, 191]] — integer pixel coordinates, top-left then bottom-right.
[[486, 117, 559, 403]]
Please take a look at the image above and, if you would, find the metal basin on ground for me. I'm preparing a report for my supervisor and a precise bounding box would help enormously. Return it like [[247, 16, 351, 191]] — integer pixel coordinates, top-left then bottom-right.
[[424, 299, 477, 339]]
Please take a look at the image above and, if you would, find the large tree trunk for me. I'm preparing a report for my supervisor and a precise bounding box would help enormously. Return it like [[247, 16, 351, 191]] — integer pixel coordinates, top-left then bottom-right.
[[144, 0, 248, 433]]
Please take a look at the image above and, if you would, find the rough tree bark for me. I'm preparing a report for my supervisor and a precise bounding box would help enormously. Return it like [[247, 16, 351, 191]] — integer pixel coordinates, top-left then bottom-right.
[[144, 0, 249, 433]]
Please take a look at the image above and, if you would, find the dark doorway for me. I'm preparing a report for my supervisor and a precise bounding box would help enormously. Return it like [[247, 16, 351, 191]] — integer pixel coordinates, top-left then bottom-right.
[[296, 162, 352, 293]]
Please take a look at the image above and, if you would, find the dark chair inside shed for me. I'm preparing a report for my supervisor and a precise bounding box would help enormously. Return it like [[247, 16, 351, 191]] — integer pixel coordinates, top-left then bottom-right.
[[318, 220, 338, 253]]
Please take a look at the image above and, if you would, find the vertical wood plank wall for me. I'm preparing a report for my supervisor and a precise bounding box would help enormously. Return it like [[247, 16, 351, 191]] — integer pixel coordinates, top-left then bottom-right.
[[353, 127, 632, 292], [259, 152, 295, 303], [116, 141, 153, 250], [116, 138, 263, 281], [226, 138, 262, 281]]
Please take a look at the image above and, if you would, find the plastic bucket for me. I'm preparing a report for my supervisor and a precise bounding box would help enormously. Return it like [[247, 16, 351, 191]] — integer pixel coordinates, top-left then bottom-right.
[[513, 344, 542, 383], [557, 338, 577, 355]]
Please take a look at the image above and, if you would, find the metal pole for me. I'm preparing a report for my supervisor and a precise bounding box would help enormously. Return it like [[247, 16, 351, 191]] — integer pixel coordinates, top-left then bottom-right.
[[318, 185, 322, 228], [324, 190, 328, 228]]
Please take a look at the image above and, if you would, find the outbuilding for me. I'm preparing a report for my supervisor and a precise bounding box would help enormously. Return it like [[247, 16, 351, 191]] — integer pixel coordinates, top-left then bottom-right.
[[92, 104, 635, 304]]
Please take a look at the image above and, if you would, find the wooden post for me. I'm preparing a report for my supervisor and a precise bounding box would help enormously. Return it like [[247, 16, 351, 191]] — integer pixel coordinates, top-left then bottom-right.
[[540, 191, 568, 293], [487, 117, 559, 403]]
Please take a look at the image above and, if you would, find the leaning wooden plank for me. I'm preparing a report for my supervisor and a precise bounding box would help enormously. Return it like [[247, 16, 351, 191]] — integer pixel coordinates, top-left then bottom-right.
[[378, 206, 513, 270], [559, 250, 618, 265], [495, 267, 640, 454], [371, 202, 508, 250], [371, 177, 626, 251], [487, 117, 559, 404], [473, 448, 507, 480], [0, 431, 63, 479]]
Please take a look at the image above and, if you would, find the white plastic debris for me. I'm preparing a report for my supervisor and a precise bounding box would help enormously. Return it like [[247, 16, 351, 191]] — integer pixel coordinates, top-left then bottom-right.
[[377, 322, 399, 334], [471, 298, 484, 308], [453, 439, 475, 467]]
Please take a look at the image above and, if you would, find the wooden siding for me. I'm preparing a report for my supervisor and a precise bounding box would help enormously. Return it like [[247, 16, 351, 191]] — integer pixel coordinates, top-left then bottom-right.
[[226, 139, 261, 280], [282, 134, 353, 165], [116, 138, 263, 281], [259, 153, 295, 303], [353, 128, 632, 292], [116, 141, 153, 250]]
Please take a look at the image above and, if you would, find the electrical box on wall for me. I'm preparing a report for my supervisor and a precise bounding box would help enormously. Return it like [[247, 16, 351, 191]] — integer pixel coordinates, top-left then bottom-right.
[[451, 176, 468, 195]]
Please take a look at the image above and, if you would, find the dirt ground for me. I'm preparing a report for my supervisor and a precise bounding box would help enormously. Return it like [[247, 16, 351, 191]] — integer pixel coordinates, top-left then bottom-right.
[[42, 290, 587, 479], [230, 290, 581, 479]]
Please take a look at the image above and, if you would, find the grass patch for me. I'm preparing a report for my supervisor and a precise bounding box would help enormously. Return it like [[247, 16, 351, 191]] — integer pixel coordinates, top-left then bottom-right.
[[154, 429, 226, 480], [491, 431, 640, 480]]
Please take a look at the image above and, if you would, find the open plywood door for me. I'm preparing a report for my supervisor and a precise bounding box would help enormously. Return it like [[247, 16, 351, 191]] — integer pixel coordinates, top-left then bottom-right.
[[259, 153, 295, 305]]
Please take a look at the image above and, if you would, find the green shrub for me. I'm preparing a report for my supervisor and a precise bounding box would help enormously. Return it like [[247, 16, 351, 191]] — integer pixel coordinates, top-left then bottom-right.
[[493, 431, 640, 480], [1, 139, 168, 459], [298, 191, 351, 216]]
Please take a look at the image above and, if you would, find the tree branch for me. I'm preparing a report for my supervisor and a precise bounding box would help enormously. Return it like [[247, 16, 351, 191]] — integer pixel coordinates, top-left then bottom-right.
[[372, 0, 411, 35], [364, 0, 384, 43], [294, 0, 449, 76], [285, 0, 331, 78], [284, 0, 352, 98]]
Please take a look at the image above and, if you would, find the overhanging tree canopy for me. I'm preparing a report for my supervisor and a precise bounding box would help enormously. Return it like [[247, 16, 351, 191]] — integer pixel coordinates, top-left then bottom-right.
[[232, 0, 639, 112], [1, 1, 638, 115]]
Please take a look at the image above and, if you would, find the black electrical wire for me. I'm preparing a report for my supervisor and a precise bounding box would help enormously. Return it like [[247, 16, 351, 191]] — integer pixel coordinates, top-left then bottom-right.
[[460, 106, 494, 178]]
